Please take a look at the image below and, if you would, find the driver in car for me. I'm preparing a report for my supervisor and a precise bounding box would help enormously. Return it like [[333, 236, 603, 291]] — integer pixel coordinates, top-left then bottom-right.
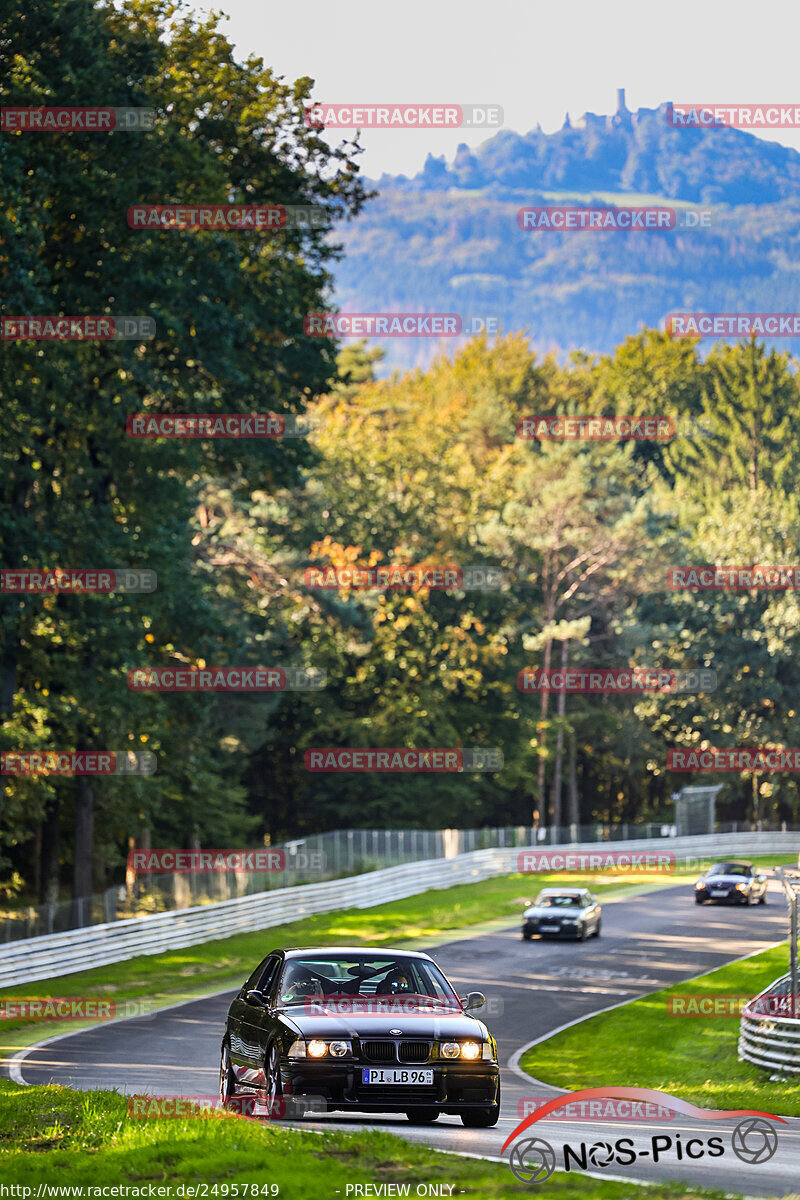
[[279, 964, 324, 1004]]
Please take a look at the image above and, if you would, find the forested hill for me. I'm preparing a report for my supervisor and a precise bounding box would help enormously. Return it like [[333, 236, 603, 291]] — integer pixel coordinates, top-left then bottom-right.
[[333, 99, 800, 372]]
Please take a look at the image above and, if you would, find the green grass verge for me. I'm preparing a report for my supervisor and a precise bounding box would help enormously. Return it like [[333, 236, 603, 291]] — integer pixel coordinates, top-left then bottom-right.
[[520, 942, 800, 1115], [0, 1078, 740, 1198]]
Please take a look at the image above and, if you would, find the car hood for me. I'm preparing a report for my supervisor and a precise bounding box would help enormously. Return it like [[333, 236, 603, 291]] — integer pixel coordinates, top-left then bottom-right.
[[524, 905, 587, 917], [276, 1005, 487, 1040], [701, 875, 751, 886]]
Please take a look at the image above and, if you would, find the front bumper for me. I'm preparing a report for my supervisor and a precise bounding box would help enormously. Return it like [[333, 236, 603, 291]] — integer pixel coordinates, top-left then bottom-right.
[[279, 1059, 500, 1114], [523, 920, 583, 938], [697, 888, 749, 904]]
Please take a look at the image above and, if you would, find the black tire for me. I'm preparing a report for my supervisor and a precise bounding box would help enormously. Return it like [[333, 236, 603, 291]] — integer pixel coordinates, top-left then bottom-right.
[[406, 1108, 440, 1123], [461, 1106, 500, 1128], [579, 923, 589, 941], [759, 892, 767, 905], [593, 918, 602, 937], [522, 930, 533, 941], [264, 1043, 285, 1120], [695, 896, 705, 904], [219, 1041, 237, 1109]]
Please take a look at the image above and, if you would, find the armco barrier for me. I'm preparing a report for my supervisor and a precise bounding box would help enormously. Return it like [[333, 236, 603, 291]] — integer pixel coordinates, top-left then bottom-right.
[[2, 832, 798, 988], [738, 973, 800, 1074]]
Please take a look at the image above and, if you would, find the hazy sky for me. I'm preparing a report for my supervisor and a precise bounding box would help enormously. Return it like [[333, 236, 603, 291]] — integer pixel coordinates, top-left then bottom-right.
[[192, 0, 800, 178]]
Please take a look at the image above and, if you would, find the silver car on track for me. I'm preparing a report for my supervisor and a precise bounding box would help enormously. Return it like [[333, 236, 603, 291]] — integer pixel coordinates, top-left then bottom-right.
[[521, 888, 602, 941]]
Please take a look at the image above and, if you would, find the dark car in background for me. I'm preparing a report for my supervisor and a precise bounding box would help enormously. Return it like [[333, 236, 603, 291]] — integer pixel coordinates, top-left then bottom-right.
[[694, 861, 768, 905], [521, 888, 602, 940], [220, 947, 500, 1126]]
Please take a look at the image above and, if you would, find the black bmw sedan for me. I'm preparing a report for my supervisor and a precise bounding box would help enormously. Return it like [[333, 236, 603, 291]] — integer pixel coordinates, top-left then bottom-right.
[[694, 860, 768, 905], [220, 946, 500, 1126]]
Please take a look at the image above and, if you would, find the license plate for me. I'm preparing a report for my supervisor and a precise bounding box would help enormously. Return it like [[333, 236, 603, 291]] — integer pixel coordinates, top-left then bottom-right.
[[540, 924, 560, 932], [711, 889, 727, 897], [361, 1068, 433, 1085]]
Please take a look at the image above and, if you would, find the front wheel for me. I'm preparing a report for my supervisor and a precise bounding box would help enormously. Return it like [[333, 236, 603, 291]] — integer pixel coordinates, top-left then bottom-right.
[[219, 1041, 237, 1108], [522, 929, 533, 941], [759, 892, 767, 905], [406, 1108, 439, 1123], [593, 918, 602, 938], [264, 1043, 284, 1120]]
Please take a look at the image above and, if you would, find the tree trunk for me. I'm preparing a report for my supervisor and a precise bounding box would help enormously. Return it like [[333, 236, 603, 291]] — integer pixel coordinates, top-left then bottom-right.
[[568, 727, 579, 830], [550, 639, 569, 832], [73, 775, 95, 899], [39, 794, 61, 905], [535, 635, 553, 824]]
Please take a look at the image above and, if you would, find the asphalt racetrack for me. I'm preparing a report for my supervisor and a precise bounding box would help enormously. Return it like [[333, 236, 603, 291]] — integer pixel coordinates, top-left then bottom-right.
[[9, 881, 800, 1196]]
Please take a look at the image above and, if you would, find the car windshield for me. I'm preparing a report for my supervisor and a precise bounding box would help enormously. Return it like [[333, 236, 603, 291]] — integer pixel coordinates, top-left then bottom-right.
[[707, 863, 751, 876], [535, 894, 584, 908], [276, 954, 460, 1007]]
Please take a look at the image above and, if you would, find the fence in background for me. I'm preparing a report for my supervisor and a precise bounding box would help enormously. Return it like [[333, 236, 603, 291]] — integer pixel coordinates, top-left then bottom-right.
[[2, 830, 799, 988]]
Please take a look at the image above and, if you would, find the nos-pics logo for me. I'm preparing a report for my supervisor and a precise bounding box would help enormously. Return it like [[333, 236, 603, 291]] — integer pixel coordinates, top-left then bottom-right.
[[503, 1089, 782, 1185]]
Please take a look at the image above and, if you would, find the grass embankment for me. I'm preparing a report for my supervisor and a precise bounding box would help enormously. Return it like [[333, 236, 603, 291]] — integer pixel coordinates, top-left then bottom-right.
[[520, 942, 800, 1116], [0, 867, 687, 1058], [0, 1078, 739, 1198]]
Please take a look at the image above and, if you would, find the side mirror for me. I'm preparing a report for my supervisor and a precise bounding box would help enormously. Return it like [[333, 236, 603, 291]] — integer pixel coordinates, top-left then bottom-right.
[[520, 898, 532, 907], [245, 989, 267, 1006], [461, 991, 486, 1013], [757, 875, 766, 883]]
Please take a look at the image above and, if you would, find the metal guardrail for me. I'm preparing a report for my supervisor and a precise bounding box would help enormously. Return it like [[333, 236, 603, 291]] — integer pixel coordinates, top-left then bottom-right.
[[2, 831, 799, 989], [739, 973, 800, 1074], [739, 867, 800, 1075]]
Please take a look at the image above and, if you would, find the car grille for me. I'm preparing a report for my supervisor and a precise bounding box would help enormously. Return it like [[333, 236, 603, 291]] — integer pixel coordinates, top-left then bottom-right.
[[359, 1039, 433, 1063], [398, 1041, 431, 1063], [361, 1040, 397, 1062]]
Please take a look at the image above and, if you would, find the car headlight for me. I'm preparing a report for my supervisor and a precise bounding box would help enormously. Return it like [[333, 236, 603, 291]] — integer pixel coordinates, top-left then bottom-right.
[[307, 1039, 328, 1058], [460, 1041, 481, 1060], [329, 1040, 349, 1057], [287, 1039, 306, 1058], [695, 881, 706, 890], [440, 1042, 460, 1058], [735, 883, 748, 892]]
